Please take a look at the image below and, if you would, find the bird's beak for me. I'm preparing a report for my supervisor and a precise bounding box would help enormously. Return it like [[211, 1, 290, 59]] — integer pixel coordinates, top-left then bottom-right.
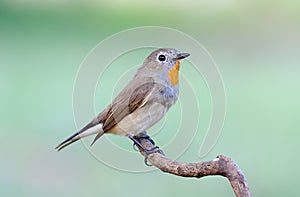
[[176, 52, 190, 60]]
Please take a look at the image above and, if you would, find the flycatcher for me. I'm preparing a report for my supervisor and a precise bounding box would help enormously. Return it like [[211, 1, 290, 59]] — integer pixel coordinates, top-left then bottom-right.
[[56, 48, 190, 153]]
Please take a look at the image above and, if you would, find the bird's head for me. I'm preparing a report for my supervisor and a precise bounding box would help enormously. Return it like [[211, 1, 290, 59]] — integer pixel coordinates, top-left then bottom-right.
[[141, 48, 190, 86]]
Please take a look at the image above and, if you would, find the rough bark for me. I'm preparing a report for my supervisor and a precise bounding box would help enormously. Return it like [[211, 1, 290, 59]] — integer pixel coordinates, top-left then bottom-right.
[[135, 132, 252, 197]]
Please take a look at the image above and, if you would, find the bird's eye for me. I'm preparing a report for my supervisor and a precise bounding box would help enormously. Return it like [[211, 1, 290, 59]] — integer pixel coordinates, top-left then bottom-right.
[[158, 54, 166, 62]]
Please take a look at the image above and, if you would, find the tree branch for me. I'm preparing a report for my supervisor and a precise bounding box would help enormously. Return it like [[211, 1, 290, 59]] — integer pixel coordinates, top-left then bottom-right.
[[135, 132, 252, 197]]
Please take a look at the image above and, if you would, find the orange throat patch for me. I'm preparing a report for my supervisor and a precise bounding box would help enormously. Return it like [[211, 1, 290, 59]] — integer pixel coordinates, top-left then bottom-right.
[[168, 60, 180, 85]]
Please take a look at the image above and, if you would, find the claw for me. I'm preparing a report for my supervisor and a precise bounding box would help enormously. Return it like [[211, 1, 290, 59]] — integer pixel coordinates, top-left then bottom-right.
[[128, 133, 163, 166], [144, 156, 152, 166], [128, 135, 159, 154], [132, 142, 138, 151]]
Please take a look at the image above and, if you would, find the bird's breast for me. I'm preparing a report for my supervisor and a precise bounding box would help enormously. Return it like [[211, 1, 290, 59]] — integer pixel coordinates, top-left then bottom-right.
[[168, 60, 180, 86], [159, 85, 179, 107]]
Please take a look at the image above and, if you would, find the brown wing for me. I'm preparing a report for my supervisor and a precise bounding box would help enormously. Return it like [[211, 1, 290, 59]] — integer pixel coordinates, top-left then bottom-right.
[[56, 78, 159, 150], [99, 80, 156, 132]]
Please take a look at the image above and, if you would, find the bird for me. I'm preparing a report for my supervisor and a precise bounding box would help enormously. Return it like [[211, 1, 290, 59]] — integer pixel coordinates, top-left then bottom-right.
[[55, 48, 190, 153]]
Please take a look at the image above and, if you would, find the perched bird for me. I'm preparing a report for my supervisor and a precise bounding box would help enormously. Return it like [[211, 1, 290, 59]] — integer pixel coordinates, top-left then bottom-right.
[[56, 48, 190, 153]]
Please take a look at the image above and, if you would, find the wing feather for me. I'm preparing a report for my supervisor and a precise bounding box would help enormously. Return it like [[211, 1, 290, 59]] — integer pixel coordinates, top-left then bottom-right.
[[99, 79, 157, 132]]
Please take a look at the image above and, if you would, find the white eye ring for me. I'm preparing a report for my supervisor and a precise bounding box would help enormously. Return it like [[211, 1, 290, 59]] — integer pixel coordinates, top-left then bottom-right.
[[157, 54, 167, 62]]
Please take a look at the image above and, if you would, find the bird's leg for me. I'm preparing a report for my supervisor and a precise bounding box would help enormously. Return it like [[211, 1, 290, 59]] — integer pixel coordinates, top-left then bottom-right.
[[131, 134, 156, 152], [129, 132, 162, 166], [128, 134, 159, 155], [130, 131, 149, 151], [134, 131, 156, 146]]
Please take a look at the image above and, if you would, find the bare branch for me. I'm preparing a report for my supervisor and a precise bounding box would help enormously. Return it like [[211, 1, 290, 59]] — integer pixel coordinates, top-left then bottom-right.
[[135, 133, 252, 197]]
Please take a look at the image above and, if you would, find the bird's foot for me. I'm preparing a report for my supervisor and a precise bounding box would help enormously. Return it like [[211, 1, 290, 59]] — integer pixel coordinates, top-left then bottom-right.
[[132, 134, 156, 151], [129, 135, 159, 154], [129, 132, 163, 166]]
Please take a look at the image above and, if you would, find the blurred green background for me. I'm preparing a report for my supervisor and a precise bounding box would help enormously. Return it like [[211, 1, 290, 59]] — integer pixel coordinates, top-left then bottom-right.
[[1, 0, 299, 196]]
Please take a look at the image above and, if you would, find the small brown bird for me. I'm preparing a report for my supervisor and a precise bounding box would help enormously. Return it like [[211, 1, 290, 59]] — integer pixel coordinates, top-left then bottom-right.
[[56, 48, 190, 152]]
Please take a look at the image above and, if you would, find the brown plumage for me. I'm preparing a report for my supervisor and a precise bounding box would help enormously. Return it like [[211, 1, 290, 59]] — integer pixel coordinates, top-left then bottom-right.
[[56, 48, 190, 151]]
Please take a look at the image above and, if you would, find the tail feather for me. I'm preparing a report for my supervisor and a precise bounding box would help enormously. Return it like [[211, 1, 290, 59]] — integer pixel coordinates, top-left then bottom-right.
[[55, 123, 103, 151], [90, 131, 105, 146], [55, 133, 81, 151]]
